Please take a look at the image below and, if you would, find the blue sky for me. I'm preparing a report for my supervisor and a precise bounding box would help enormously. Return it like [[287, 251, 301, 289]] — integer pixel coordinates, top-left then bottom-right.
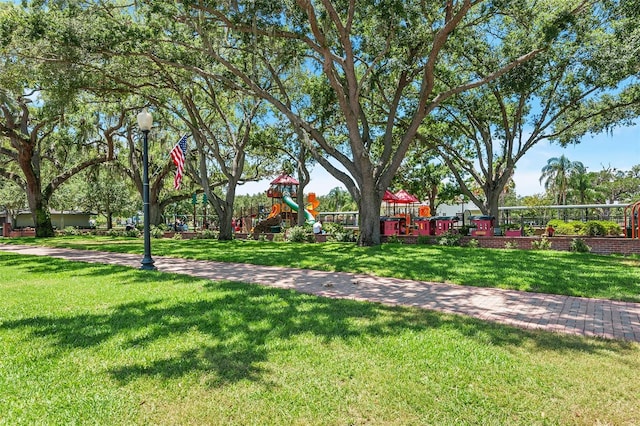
[[513, 123, 640, 196], [237, 122, 640, 198]]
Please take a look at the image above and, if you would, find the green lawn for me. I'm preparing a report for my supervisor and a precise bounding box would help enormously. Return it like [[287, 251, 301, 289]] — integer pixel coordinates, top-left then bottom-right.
[[6, 235, 640, 301], [1, 252, 639, 425]]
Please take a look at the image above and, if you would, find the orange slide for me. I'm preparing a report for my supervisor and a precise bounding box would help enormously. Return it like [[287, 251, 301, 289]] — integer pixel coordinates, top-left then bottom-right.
[[267, 203, 281, 219], [306, 193, 320, 218]]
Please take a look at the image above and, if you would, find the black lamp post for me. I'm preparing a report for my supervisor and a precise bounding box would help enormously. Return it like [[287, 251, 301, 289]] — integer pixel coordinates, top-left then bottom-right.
[[137, 108, 156, 270]]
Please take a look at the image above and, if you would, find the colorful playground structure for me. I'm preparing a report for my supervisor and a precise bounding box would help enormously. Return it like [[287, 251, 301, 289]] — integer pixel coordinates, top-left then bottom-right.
[[380, 212, 502, 237], [382, 215, 461, 237], [380, 189, 467, 237], [624, 200, 640, 238], [254, 173, 319, 232], [378, 189, 502, 237]]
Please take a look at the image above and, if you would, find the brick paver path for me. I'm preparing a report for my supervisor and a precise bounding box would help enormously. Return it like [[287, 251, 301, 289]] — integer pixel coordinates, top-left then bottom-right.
[[2, 244, 639, 342]]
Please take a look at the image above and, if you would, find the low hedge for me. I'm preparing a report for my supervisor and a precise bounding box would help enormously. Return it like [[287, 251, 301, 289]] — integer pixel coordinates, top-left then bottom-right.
[[547, 219, 621, 237]]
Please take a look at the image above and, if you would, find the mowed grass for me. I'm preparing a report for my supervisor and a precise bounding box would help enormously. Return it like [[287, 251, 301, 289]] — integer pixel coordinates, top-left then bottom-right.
[[8, 235, 640, 301], [1, 252, 639, 425]]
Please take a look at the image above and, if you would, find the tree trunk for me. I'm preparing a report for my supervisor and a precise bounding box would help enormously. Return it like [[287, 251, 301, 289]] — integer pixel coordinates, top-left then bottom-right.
[[149, 203, 163, 226], [357, 190, 382, 246], [149, 189, 164, 226], [296, 186, 307, 227], [218, 207, 234, 240], [106, 212, 113, 230], [31, 197, 54, 237], [23, 163, 54, 237], [218, 187, 237, 241], [487, 192, 501, 226]]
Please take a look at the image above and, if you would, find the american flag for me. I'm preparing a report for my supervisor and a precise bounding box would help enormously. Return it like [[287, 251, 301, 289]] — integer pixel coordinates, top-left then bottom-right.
[[169, 134, 188, 190]]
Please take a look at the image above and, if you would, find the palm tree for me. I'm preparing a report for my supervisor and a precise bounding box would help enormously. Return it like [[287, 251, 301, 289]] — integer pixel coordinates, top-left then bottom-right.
[[539, 155, 584, 206], [568, 163, 596, 219], [323, 187, 355, 212]]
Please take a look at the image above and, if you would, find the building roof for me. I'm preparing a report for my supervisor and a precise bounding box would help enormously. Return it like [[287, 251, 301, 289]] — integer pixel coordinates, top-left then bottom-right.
[[0, 210, 96, 216], [270, 173, 299, 185]]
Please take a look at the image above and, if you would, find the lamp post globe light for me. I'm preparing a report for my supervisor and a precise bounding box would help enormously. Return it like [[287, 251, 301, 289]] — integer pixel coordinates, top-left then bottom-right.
[[137, 108, 156, 271]]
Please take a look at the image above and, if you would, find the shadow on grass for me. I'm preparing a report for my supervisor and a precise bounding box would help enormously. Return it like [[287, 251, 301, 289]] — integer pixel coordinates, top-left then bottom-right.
[[1, 255, 636, 388], [1, 252, 162, 285]]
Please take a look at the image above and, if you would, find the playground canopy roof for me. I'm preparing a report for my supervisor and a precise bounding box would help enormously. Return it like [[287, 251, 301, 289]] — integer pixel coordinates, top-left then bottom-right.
[[394, 189, 419, 204], [382, 190, 399, 202], [270, 173, 299, 185]]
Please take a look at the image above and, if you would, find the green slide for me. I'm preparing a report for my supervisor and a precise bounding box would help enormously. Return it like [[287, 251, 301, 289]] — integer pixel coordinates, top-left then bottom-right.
[[283, 192, 316, 224]]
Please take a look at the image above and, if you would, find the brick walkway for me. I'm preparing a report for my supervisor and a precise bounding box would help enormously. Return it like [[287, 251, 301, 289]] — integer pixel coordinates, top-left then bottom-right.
[[2, 244, 639, 343]]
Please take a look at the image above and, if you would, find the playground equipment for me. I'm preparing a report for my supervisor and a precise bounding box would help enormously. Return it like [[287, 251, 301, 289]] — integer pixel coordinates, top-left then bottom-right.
[[624, 201, 640, 238], [253, 214, 282, 234], [254, 173, 318, 232], [380, 217, 403, 236], [433, 216, 459, 235], [413, 217, 434, 236], [380, 190, 422, 236], [470, 215, 495, 237], [283, 192, 316, 223], [418, 205, 431, 217]]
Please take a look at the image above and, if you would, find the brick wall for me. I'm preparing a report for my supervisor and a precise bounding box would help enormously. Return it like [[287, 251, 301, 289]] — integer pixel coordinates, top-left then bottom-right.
[[8, 229, 36, 238], [175, 232, 640, 253], [385, 235, 640, 255]]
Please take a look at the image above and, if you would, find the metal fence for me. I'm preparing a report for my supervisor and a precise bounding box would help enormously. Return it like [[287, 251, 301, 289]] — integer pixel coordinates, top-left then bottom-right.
[[499, 204, 630, 228]]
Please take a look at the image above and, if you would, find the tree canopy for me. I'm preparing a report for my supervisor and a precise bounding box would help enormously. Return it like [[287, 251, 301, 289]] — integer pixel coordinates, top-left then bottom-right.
[[0, 0, 638, 243]]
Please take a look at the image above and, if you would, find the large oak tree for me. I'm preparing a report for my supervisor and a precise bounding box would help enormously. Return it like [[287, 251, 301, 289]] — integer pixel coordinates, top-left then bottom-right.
[[419, 1, 640, 220], [151, 0, 591, 245]]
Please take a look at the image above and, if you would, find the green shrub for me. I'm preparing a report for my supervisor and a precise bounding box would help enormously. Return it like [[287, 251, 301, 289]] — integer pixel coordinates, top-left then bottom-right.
[[531, 236, 552, 250], [151, 226, 164, 239], [547, 220, 621, 236], [172, 232, 183, 240], [107, 229, 125, 237], [504, 241, 517, 249], [328, 228, 357, 243], [466, 238, 479, 248], [320, 222, 356, 243], [126, 229, 141, 238], [604, 221, 622, 236], [437, 232, 462, 246], [195, 230, 218, 239], [286, 226, 313, 243], [550, 221, 579, 236], [321, 222, 344, 234], [385, 234, 401, 244], [272, 233, 285, 242], [584, 220, 621, 236], [522, 225, 536, 236], [570, 238, 592, 253], [63, 226, 80, 236], [583, 221, 606, 237]]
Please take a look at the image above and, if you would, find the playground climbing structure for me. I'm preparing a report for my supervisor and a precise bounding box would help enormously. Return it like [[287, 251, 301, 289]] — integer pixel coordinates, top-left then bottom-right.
[[256, 173, 319, 232]]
